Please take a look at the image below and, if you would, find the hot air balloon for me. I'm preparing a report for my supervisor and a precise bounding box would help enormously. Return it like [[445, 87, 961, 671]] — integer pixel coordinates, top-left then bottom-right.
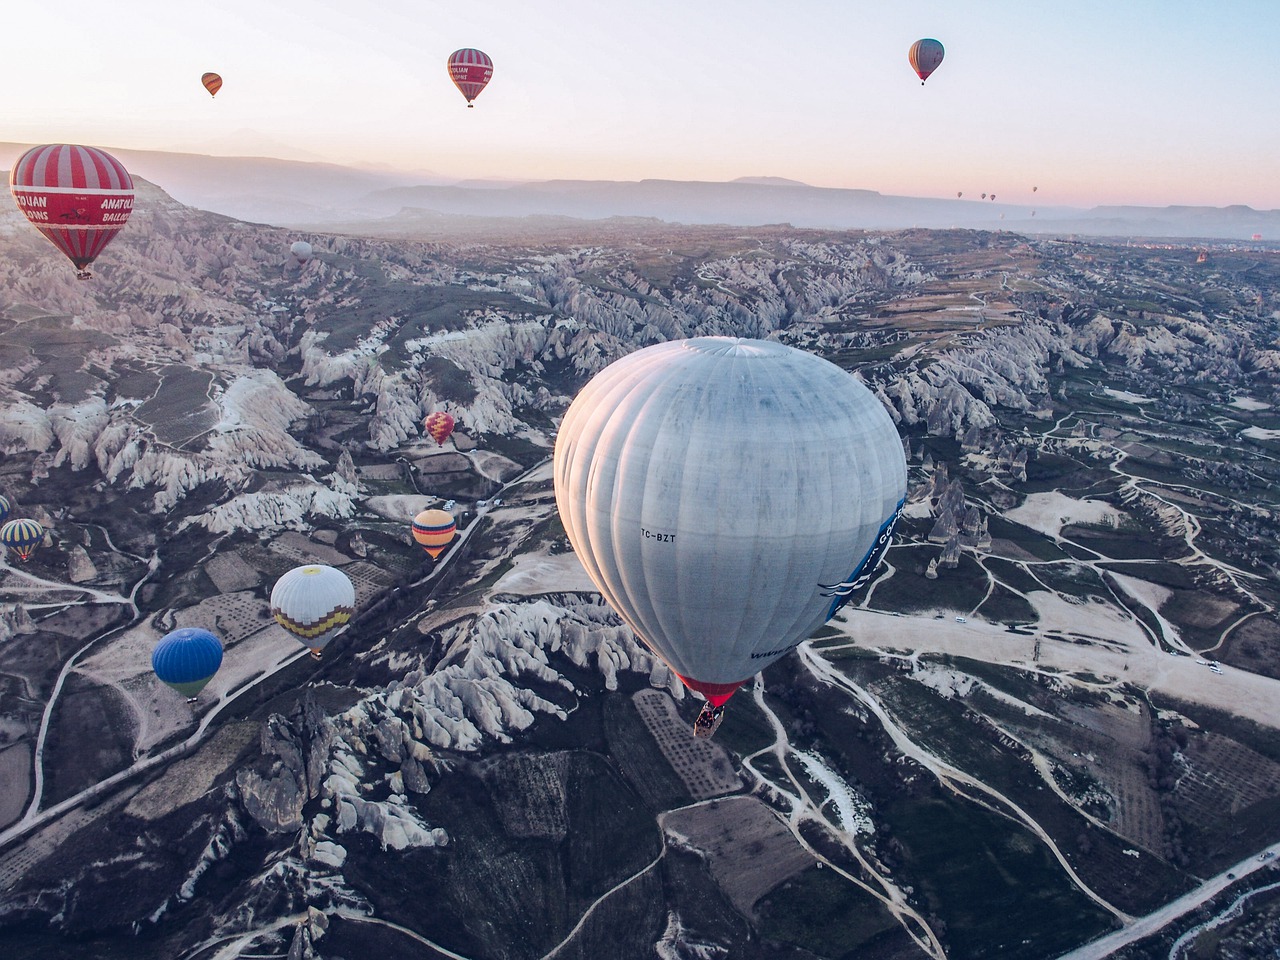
[[412, 509, 457, 560], [1033, 186, 1038, 193], [9, 144, 134, 280], [270, 564, 355, 659], [448, 48, 493, 106], [1, 518, 45, 562], [423, 411, 456, 446], [990, 194, 996, 201], [981, 193, 987, 200], [290, 240, 312, 265], [152, 627, 224, 702], [957, 191, 963, 198], [1253, 233, 1263, 241], [908, 39, 945, 84], [554, 338, 906, 737], [202, 72, 222, 97], [0, 496, 9, 525]]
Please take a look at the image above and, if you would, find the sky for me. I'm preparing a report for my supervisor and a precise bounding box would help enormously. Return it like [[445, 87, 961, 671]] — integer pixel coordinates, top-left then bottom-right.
[[6, 0, 1280, 209]]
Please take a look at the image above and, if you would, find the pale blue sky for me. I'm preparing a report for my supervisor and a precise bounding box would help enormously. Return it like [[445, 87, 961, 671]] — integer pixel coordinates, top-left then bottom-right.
[[6, 0, 1279, 207]]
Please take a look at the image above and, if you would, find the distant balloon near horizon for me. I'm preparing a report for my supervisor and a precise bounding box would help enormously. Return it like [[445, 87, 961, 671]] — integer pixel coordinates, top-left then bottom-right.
[[448, 48, 493, 106], [201, 72, 222, 97], [270, 564, 356, 659], [554, 337, 907, 710], [152, 627, 223, 702], [0, 517, 43, 562], [957, 191, 963, 198], [908, 38, 945, 84], [9, 144, 134, 280], [290, 240, 312, 265]]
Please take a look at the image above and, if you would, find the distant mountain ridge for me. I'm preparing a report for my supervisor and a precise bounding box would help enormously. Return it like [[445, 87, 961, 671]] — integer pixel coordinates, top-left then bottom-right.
[[0, 143, 1275, 240]]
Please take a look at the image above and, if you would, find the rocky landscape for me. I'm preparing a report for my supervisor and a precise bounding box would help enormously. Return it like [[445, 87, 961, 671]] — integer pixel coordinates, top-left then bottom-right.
[[1, 180, 1279, 959]]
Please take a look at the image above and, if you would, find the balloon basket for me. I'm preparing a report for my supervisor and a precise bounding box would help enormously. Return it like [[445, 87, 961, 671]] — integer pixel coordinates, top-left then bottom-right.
[[76, 270, 93, 280], [692, 703, 725, 739]]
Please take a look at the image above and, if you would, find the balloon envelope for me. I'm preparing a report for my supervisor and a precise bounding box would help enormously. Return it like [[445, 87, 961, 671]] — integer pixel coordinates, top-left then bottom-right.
[[423, 411, 456, 446], [0, 496, 9, 525], [152, 627, 224, 699], [448, 49, 493, 105], [908, 39, 945, 83], [202, 72, 222, 97], [1, 518, 44, 562], [9, 144, 134, 279], [270, 564, 355, 654], [554, 338, 906, 706], [412, 509, 457, 559]]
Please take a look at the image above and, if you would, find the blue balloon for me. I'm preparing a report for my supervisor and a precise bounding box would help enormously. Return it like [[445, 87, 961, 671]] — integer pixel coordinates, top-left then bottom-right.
[[152, 627, 224, 700]]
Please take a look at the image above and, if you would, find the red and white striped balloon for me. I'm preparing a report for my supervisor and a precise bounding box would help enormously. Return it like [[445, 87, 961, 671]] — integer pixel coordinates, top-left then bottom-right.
[[9, 144, 134, 279], [447, 48, 493, 106]]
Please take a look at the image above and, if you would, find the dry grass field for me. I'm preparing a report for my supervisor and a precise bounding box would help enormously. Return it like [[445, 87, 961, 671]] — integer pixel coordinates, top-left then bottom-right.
[[663, 796, 815, 916]]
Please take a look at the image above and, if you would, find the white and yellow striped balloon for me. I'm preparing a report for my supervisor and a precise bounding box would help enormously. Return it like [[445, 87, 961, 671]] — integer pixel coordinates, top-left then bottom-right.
[[270, 564, 355, 658]]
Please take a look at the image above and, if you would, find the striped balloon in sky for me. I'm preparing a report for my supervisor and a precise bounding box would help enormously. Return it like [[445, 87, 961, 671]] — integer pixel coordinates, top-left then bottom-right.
[[447, 48, 493, 106], [201, 72, 223, 97], [270, 564, 356, 658], [9, 144, 134, 279], [1, 518, 44, 562], [412, 509, 457, 559], [152, 628, 224, 702], [908, 38, 945, 84]]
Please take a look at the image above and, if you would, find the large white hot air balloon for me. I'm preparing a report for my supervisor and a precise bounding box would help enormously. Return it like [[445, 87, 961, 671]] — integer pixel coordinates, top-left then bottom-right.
[[554, 337, 906, 735], [270, 564, 355, 659]]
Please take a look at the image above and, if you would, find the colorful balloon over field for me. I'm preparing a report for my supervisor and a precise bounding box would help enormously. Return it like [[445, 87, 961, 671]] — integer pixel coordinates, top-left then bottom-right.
[[423, 411, 456, 446], [152, 627, 224, 702], [448, 48, 493, 106], [554, 338, 907, 713], [290, 240, 312, 265], [1, 518, 45, 562], [0, 496, 9, 525], [412, 509, 457, 559], [202, 72, 222, 97], [9, 144, 134, 279], [270, 564, 356, 658], [908, 39, 945, 84]]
